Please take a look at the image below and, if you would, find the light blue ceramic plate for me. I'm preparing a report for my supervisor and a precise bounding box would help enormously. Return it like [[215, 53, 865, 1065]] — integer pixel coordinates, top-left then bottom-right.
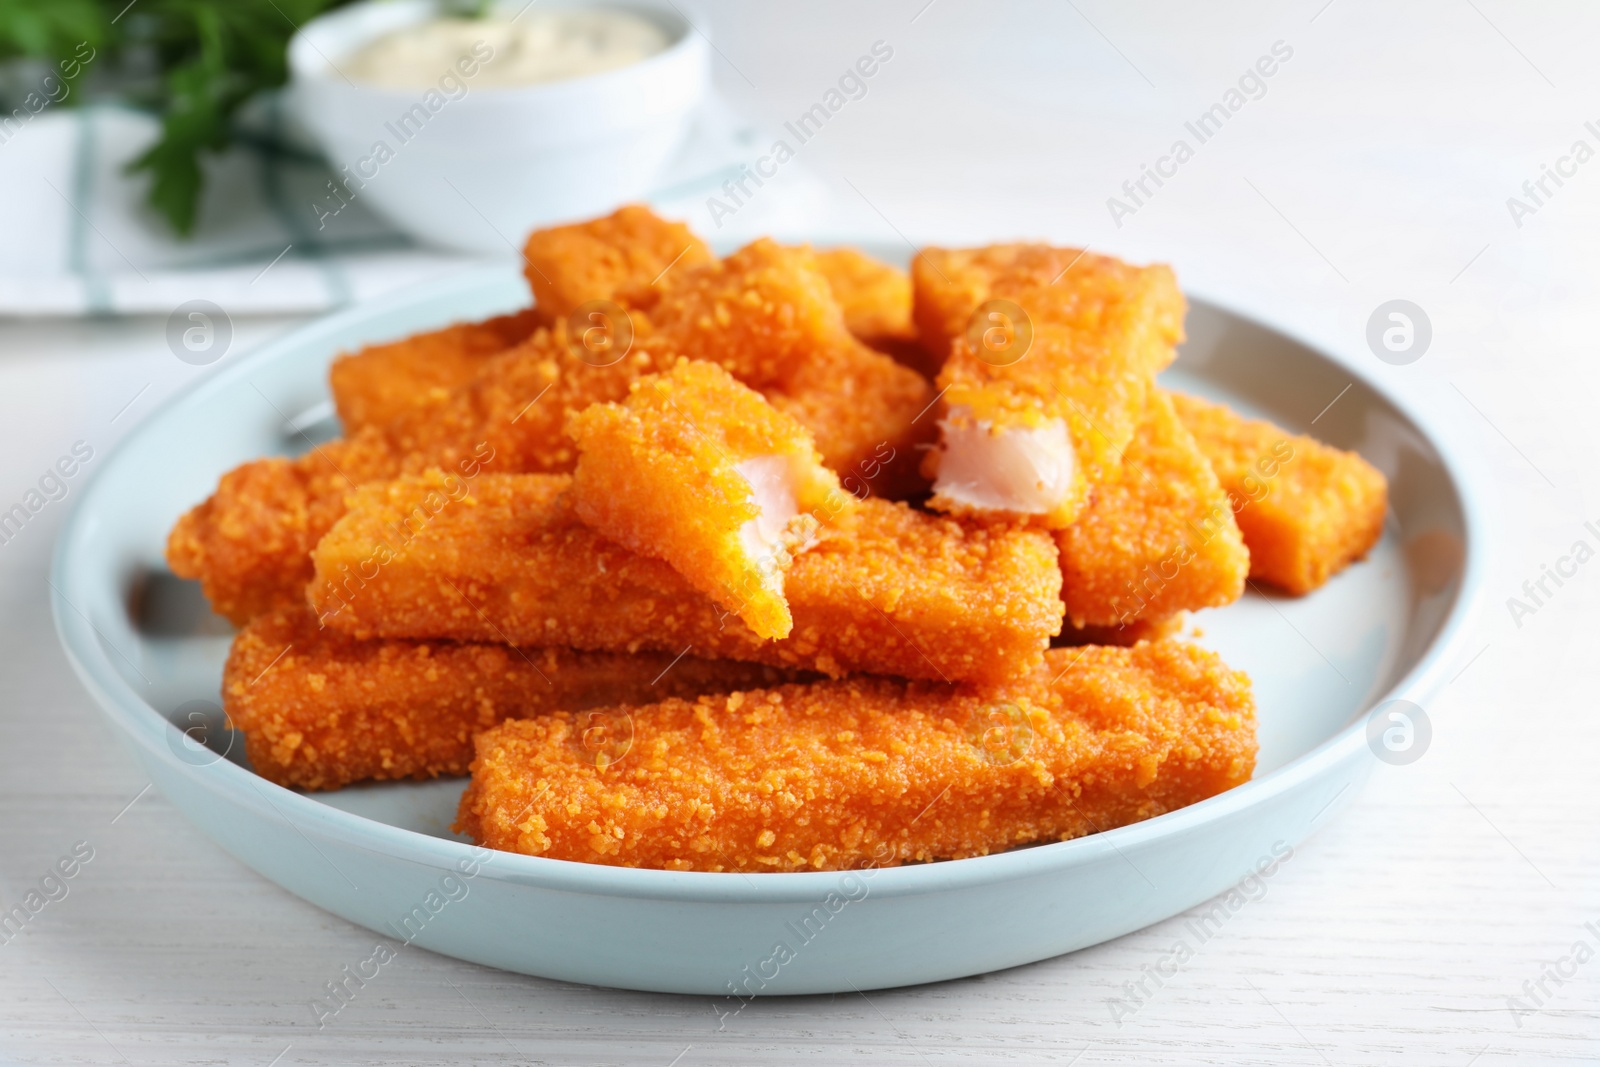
[[51, 252, 1486, 995]]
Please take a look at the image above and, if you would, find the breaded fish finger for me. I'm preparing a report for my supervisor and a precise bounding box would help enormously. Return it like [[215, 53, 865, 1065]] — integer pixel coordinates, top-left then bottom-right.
[[310, 472, 1064, 683], [330, 308, 544, 435], [405, 240, 935, 490], [330, 206, 703, 435], [569, 360, 847, 640], [918, 246, 1185, 527], [521, 203, 714, 322], [454, 642, 1257, 872], [166, 318, 661, 625], [911, 244, 1184, 372], [182, 242, 931, 597], [645, 239, 936, 498], [812, 246, 926, 372], [170, 241, 934, 626], [223, 607, 800, 791], [1171, 393, 1388, 595], [165, 426, 416, 624], [329, 230, 931, 483], [1056, 391, 1248, 628], [380, 318, 657, 475]]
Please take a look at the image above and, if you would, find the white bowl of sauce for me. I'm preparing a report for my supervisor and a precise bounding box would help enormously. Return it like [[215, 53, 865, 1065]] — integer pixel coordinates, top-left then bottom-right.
[[289, 1, 709, 252]]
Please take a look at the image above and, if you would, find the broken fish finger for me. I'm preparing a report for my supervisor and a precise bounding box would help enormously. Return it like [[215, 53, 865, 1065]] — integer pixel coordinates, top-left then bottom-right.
[[309, 472, 1063, 683], [568, 359, 847, 641]]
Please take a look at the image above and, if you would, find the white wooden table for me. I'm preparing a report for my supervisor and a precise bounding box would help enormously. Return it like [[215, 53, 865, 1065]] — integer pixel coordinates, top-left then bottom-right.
[[3, 2, 1597, 1062]]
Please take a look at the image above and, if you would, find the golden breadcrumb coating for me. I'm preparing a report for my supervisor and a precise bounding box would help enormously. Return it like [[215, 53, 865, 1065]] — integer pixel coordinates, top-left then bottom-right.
[[177, 318, 634, 627], [222, 607, 800, 791], [329, 308, 543, 435], [168, 229, 945, 629], [167, 314, 926, 629], [569, 360, 847, 640], [766, 332, 936, 502], [1056, 391, 1248, 628], [1172, 393, 1389, 595], [165, 427, 410, 624], [813, 246, 927, 371], [469, 241, 936, 495], [521, 203, 713, 322], [381, 317, 659, 475], [914, 245, 1185, 528], [645, 239, 936, 497], [382, 301, 930, 501], [912, 244, 1184, 372], [167, 317, 660, 625], [455, 642, 1257, 872], [310, 473, 1063, 682], [644, 238, 850, 386], [776, 484, 1062, 680], [330, 206, 702, 437]]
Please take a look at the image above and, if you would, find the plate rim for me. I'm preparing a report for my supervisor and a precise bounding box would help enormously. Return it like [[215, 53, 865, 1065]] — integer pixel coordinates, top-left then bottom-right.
[[50, 261, 1492, 906]]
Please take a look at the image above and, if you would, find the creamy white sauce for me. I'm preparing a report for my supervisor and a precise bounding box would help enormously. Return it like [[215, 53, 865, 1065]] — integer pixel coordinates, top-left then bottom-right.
[[734, 456, 800, 568], [934, 406, 1074, 513], [345, 10, 671, 89]]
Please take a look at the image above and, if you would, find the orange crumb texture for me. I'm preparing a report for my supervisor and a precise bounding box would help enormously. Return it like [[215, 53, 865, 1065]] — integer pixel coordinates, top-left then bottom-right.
[[362, 235, 934, 498], [568, 359, 846, 641], [765, 340, 933, 502], [309, 472, 1063, 683], [170, 318, 639, 629], [455, 642, 1257, 872], [920, 245, 1187, 527], [330, 207, 718, 442], [222, 608, 800, 791], [1056, 391, 1248, 628], [167, 222, 940, 629], [1171, 393, 1389, 595], [911, 244, 1185, 372], [394, 221, 934, 495], [645, 238, 854, 387], [329, 307, 543, 435], [165, 426, 406, 625], [645, 239, 936, 497], [333, 205, 710, 449], [520, 203, 714, 322], [379, 316, 659, 476], [812, 247, 916, 349]]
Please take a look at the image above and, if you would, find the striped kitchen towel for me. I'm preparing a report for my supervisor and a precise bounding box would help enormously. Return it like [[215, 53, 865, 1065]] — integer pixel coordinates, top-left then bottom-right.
[[0, 94, 830, 317]]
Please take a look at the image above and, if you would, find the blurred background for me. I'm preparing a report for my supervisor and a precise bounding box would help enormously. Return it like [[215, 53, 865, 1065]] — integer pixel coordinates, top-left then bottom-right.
[[3, 1, 1596, 1063]]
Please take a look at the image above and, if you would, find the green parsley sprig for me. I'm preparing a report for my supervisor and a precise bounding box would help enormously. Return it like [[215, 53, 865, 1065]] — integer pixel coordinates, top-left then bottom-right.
[[0, 0, 506, 235]]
